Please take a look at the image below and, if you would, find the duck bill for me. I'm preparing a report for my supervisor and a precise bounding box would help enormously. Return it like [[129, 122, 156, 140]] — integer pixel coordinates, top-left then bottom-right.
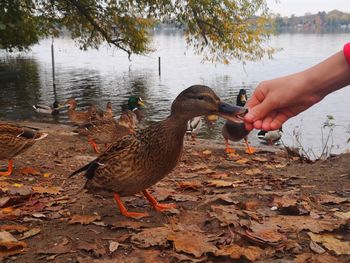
[[217, 102, 247, 123]]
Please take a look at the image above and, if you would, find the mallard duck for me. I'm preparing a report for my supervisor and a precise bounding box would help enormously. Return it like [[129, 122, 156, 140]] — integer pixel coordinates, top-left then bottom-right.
[[186, 117, 202, 140], [103, 102, 114, 119], [65, 98, 98, 125], [70, 85, 247, 219], [257, 128, 283, 145], [33, 101, 63, 115], [222, 88, 255, 155], [127, 96, 145, 123], [0, 121, 47, 176], [74, 118, 132, 154]]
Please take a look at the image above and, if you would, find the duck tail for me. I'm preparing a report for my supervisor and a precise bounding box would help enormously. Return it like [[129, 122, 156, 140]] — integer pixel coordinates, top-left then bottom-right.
[[69, 161, 100, 180], [35, 132, 48, 141]]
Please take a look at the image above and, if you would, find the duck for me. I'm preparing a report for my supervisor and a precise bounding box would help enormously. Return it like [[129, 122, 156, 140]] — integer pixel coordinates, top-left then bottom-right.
[[257, 128, 283, 145], [33, 101, 63, 115], [65, 98, 99, 125], [103, 102, 114, 119], [70, 85, 247, 219], [0, 121, 47, 176], [126, 96, 145, 124], [222, 88, 255, 155], [186, 117, 202, 140], [74, 118, 132, 154]]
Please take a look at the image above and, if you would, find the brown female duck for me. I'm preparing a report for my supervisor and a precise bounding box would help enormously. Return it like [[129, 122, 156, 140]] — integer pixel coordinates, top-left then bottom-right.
[[75, 118, 132, 153], [65, 98, 98, 125], [70, 85, 246, 219], [103, 102, 114, 119], [0, 121, 47, 176]]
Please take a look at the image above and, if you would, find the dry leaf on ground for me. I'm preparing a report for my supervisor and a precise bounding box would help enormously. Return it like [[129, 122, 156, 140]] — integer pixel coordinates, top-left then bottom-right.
[[69, 214, 101, 225], [32, 186, 61, 195], [308, 232, 350, 255], [167, 231, 217, 258], [215, 244, 264, 261], [131, 227, 170, 248]]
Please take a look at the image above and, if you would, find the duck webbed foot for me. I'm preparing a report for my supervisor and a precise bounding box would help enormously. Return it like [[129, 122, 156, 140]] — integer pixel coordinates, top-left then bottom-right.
[[244, 138, 256, 155], [113, 193, 149, 219], [143, 190, 176, 211], [224, 139, 236, 154], [88, 139, 100, 154], [0, 160, 13, 176]]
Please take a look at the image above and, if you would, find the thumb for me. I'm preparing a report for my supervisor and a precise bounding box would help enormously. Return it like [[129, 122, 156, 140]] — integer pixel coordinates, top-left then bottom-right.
[[244, 98, 275, 123]]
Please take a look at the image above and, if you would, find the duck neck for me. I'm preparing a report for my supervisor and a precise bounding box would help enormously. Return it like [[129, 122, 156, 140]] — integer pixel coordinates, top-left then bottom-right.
[[164, 113, 190, 140]]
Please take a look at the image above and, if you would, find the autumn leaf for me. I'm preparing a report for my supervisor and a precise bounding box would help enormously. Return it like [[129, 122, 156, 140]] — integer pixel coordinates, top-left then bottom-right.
[[20, 167, 41, 176], [243, 230, 286, 247], [202, 150, 212, 156], [0, 225, 28, 233], [32, 186, 62, 195], [308, 232, 350, 255], [19, 228, 41, 240], [295, 253, 342, 263], [206, 180, 233, 188], [334, 211, 350, 220], [0, 231, 27, 257], [243, 168, 263, 176], [314, 194, 348, 204], [215, 244, 264, 261], [69, 214, 101, 225], [167, 231, 217, 258], [236, 158, 250, 164], [177, 180, 202, 190], [131, 227, 170, 248]]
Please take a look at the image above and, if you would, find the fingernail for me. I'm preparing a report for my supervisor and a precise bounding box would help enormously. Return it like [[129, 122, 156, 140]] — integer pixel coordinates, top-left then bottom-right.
[[245, 112, 254, 121]]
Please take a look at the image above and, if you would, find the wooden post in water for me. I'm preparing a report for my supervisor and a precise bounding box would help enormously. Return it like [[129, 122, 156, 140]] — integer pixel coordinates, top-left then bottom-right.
[[51, 38, 55, 85], [158, 57, 161, 76]]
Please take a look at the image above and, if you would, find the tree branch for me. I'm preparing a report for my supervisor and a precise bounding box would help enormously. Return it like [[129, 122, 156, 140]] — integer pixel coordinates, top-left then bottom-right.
[[65, 0, 132, 59]]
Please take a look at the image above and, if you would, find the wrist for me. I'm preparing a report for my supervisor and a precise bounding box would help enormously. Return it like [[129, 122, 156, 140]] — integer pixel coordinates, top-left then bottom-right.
[[302, 51, 350, 99]]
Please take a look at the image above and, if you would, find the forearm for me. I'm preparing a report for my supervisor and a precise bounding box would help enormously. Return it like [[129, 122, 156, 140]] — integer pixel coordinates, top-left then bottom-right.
[[302, 48, 350, 99]]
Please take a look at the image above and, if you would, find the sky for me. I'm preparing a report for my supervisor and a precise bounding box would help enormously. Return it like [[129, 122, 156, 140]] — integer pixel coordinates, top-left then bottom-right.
[[267, 0, 350, 16]]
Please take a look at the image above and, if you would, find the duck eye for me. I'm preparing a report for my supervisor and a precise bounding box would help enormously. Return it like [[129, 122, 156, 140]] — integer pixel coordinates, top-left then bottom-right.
[[197, 96, 205, 100]]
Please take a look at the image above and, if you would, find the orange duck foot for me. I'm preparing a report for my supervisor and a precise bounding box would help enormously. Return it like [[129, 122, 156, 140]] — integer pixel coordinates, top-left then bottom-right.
[[88, 139, 100, 154], [143, 190, 176, 212], [0, 160, 13, 176], [225, 147, 236, 154], [244, 139, 256, 155], [113, 193, 149, 219]]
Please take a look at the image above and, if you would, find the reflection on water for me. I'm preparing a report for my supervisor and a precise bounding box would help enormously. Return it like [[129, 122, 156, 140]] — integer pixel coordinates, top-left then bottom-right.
[[0, 31, 350, 156]]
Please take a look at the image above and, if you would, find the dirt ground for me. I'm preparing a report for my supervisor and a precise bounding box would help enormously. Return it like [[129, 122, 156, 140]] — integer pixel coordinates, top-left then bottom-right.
[[0, 121, 349, 263]]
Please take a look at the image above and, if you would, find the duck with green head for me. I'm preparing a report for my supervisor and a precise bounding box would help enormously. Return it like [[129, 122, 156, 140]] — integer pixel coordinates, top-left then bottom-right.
[[222, 88, 255, 155], [70, 85, 247, 219]]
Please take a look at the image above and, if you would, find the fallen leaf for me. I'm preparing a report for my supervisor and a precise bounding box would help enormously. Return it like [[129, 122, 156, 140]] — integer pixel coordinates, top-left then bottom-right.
[[236, 158, 250, 164], [69, 214, 101, 225], [310, 240, 326, 254], [243, 168, 262, 176], [252, 156, 268, 162], [215, 244, 264, 261], [308, 232, 350, 255], [108, 241, 119, 253], [314, 194, 348, 204], [177, 180, 201, 190], [20, 167, 41, 176], [0, 225, 28, 233], [334, 211, 350, 220], [19, 228, 41, 240], [43, 173, 51, 178], [131, 227, 170, 248], [206, 180, 233, 188], [168, 231, 217, 258], [243, 230, 286, 247], [272, 196, 298, 208], [32, 186, 61, 195], [0, 231, 27, 257], [202, 150, 212, 156], [209, 205, 239, 227], [295, 253, 342, 263]]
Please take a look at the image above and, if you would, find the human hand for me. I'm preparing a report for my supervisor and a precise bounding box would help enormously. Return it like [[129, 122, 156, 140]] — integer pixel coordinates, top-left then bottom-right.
[[244, 72, 322, 131]]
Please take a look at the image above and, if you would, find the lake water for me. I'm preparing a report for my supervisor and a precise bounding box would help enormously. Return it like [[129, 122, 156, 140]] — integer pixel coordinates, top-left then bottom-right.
[[0, 30, 350, 157]]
